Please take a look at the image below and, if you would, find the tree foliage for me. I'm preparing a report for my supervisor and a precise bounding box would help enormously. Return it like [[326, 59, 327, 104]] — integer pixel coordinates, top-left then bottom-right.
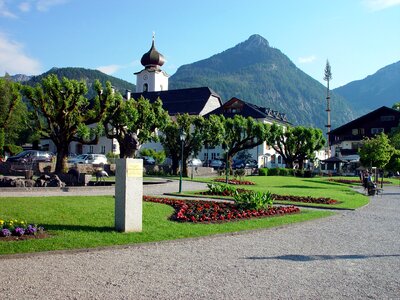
[[266, 125, 326, 169], [103, 96, 169, 158], [359, 133, 395, 169], [217, 115, 273, 169], [160, 114, 205, 176], [23, 74, 113, 173], [0, 75, 28, 155]]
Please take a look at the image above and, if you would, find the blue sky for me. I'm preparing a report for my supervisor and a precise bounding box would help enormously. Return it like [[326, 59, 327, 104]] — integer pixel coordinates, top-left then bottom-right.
[[0, 0, 399, 88]]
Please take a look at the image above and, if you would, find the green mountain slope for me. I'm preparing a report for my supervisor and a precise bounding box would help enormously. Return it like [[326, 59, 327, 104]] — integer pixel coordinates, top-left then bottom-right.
[[25, 67, 135, 98], [334, 61, 400, 110], [170, 34, 356, 130]]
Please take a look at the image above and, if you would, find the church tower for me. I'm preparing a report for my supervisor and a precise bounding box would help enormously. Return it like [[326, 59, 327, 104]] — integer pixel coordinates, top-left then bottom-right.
[[135, 35, 169, 92]]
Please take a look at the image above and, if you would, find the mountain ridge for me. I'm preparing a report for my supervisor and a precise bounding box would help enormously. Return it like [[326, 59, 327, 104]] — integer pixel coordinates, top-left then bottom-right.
[[170, 34, 356, 130], [334, 61, 400, 110]]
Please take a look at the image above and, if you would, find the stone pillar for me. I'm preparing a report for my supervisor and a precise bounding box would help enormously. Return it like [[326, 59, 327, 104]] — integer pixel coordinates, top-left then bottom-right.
[[115, 158, 143, 232]]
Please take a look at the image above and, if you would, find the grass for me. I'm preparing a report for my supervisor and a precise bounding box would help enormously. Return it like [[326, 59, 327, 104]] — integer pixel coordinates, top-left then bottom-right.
[[179, 176, 369, 210], [0, 195, 333, 255]]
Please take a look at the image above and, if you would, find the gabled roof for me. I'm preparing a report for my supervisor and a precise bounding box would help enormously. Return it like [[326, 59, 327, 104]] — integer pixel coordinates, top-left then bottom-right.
[[205, 97, 290, 124], [131, 87, 222, 116], [330, 106, 400, 135]]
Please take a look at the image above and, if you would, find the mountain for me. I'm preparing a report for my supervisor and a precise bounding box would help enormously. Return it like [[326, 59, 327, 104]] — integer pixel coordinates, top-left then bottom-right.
[[9, 74, 32, 82], [170, 34, 356, 130], [334, 61, 400, 110], [23, 67, 135, 98]]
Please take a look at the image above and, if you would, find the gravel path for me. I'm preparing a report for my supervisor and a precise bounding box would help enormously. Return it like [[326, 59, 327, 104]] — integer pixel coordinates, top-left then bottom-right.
[[1, 184, 399, 299]]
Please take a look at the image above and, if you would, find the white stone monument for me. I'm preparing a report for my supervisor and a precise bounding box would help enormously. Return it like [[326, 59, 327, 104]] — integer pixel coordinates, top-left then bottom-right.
[[115, 158, 143, 232]]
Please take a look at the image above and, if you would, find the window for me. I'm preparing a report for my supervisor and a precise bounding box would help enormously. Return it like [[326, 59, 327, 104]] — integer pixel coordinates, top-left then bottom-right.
[[352, 128, 364, 135], [101, 146, 106, 154], [380, 115, 395, 122], [143, 83, 148, 92], [211, 153, 216, 159], [89, 146, 94, 153], [278, 156, 282, 164], [371, 128, 384, 134]]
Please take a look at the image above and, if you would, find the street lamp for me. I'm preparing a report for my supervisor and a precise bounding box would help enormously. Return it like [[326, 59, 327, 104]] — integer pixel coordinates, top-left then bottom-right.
[[179, 129, 186, 193]]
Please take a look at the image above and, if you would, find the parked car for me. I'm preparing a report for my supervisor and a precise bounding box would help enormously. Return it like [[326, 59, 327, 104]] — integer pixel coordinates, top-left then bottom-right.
[[210, 159, 225, 169], [187, 158, 203, 167], [6, 150, 54, 171], [6, 150, 54, 164], [67, 154, 108, 165], [232, 159, 258, 169]]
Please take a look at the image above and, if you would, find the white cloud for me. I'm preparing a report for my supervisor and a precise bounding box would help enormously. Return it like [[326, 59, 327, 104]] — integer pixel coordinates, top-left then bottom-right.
[[97, 61, 141, 75], [0, 0, 68, 18], [96, 64, 123, 75], [298, 55, 317, 64], [36, 0, 68, 12], [0, 0, 17, 18], [18, 2, 31, 12], [0, 33, 42, 75], [364, 0, 400, 11]]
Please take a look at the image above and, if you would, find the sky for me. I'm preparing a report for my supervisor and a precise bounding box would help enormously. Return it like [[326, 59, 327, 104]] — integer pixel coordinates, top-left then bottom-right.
[[0, 0, 399, 89]]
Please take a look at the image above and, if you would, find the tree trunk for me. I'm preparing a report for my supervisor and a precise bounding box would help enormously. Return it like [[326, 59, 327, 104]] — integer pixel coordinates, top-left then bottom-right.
[[172, 158, 179, 176], [55, 145, 68, 174]]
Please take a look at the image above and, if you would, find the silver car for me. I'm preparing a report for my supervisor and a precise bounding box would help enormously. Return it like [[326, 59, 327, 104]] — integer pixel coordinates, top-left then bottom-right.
[[68, 154, 108, 165]]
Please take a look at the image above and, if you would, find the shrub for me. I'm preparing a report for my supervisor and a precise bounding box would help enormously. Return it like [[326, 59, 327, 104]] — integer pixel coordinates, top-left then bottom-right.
[[207, 183, 238, 195], [234, 190, 274, 210], [268, 168, 279, 176], [259, 168, 268, 176], [234, 168, 246, 181]]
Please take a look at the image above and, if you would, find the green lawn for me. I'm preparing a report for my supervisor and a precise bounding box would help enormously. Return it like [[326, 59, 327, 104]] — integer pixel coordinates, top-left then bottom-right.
[[180, 175, 369, 210], [0, 195, 333, 255]]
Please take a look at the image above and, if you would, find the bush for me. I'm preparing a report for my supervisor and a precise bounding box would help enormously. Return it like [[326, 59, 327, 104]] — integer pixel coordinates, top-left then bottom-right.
[[268, 168, 279, 176], [234, 168, 246, 181], [207, 183, 238, 195], [259, 168, 268, 176], [234, 190, 274, 210]]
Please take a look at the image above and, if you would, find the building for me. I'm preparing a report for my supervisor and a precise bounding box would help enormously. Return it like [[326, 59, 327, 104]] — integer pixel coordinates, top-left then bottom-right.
[[203, 97, 290, 168], [322, 106, 400, 174]]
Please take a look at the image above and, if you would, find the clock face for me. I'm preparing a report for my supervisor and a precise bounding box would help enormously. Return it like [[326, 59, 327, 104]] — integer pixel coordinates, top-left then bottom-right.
[[143, 74, 148, 81]]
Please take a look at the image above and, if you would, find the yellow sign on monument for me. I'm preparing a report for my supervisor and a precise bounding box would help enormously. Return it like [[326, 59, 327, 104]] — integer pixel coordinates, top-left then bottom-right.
[[127, 161, 143, 178]]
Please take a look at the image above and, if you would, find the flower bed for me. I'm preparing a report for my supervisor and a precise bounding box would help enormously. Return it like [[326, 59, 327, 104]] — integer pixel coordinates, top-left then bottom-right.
[[144, 196, 300, 223], [271, 194, 338, 204], [326, 178, 390, 185], [199, 189, 339, 205], [213, 178, 255, 185], [0, 218, 45, 241]]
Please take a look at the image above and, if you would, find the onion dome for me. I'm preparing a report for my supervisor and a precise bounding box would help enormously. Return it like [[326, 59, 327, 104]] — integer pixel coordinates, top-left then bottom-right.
[[140, 38, 165, 69]]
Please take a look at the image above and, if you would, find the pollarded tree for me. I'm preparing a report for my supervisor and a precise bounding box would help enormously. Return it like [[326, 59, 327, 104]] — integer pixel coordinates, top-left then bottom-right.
[[219, 115, 273, 170], [103, 95, 169, 158], [266, 125, 326, 169], [23, 74, 114, 173], [0, 75, 28, 156], [160, 114, 205, 176]]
